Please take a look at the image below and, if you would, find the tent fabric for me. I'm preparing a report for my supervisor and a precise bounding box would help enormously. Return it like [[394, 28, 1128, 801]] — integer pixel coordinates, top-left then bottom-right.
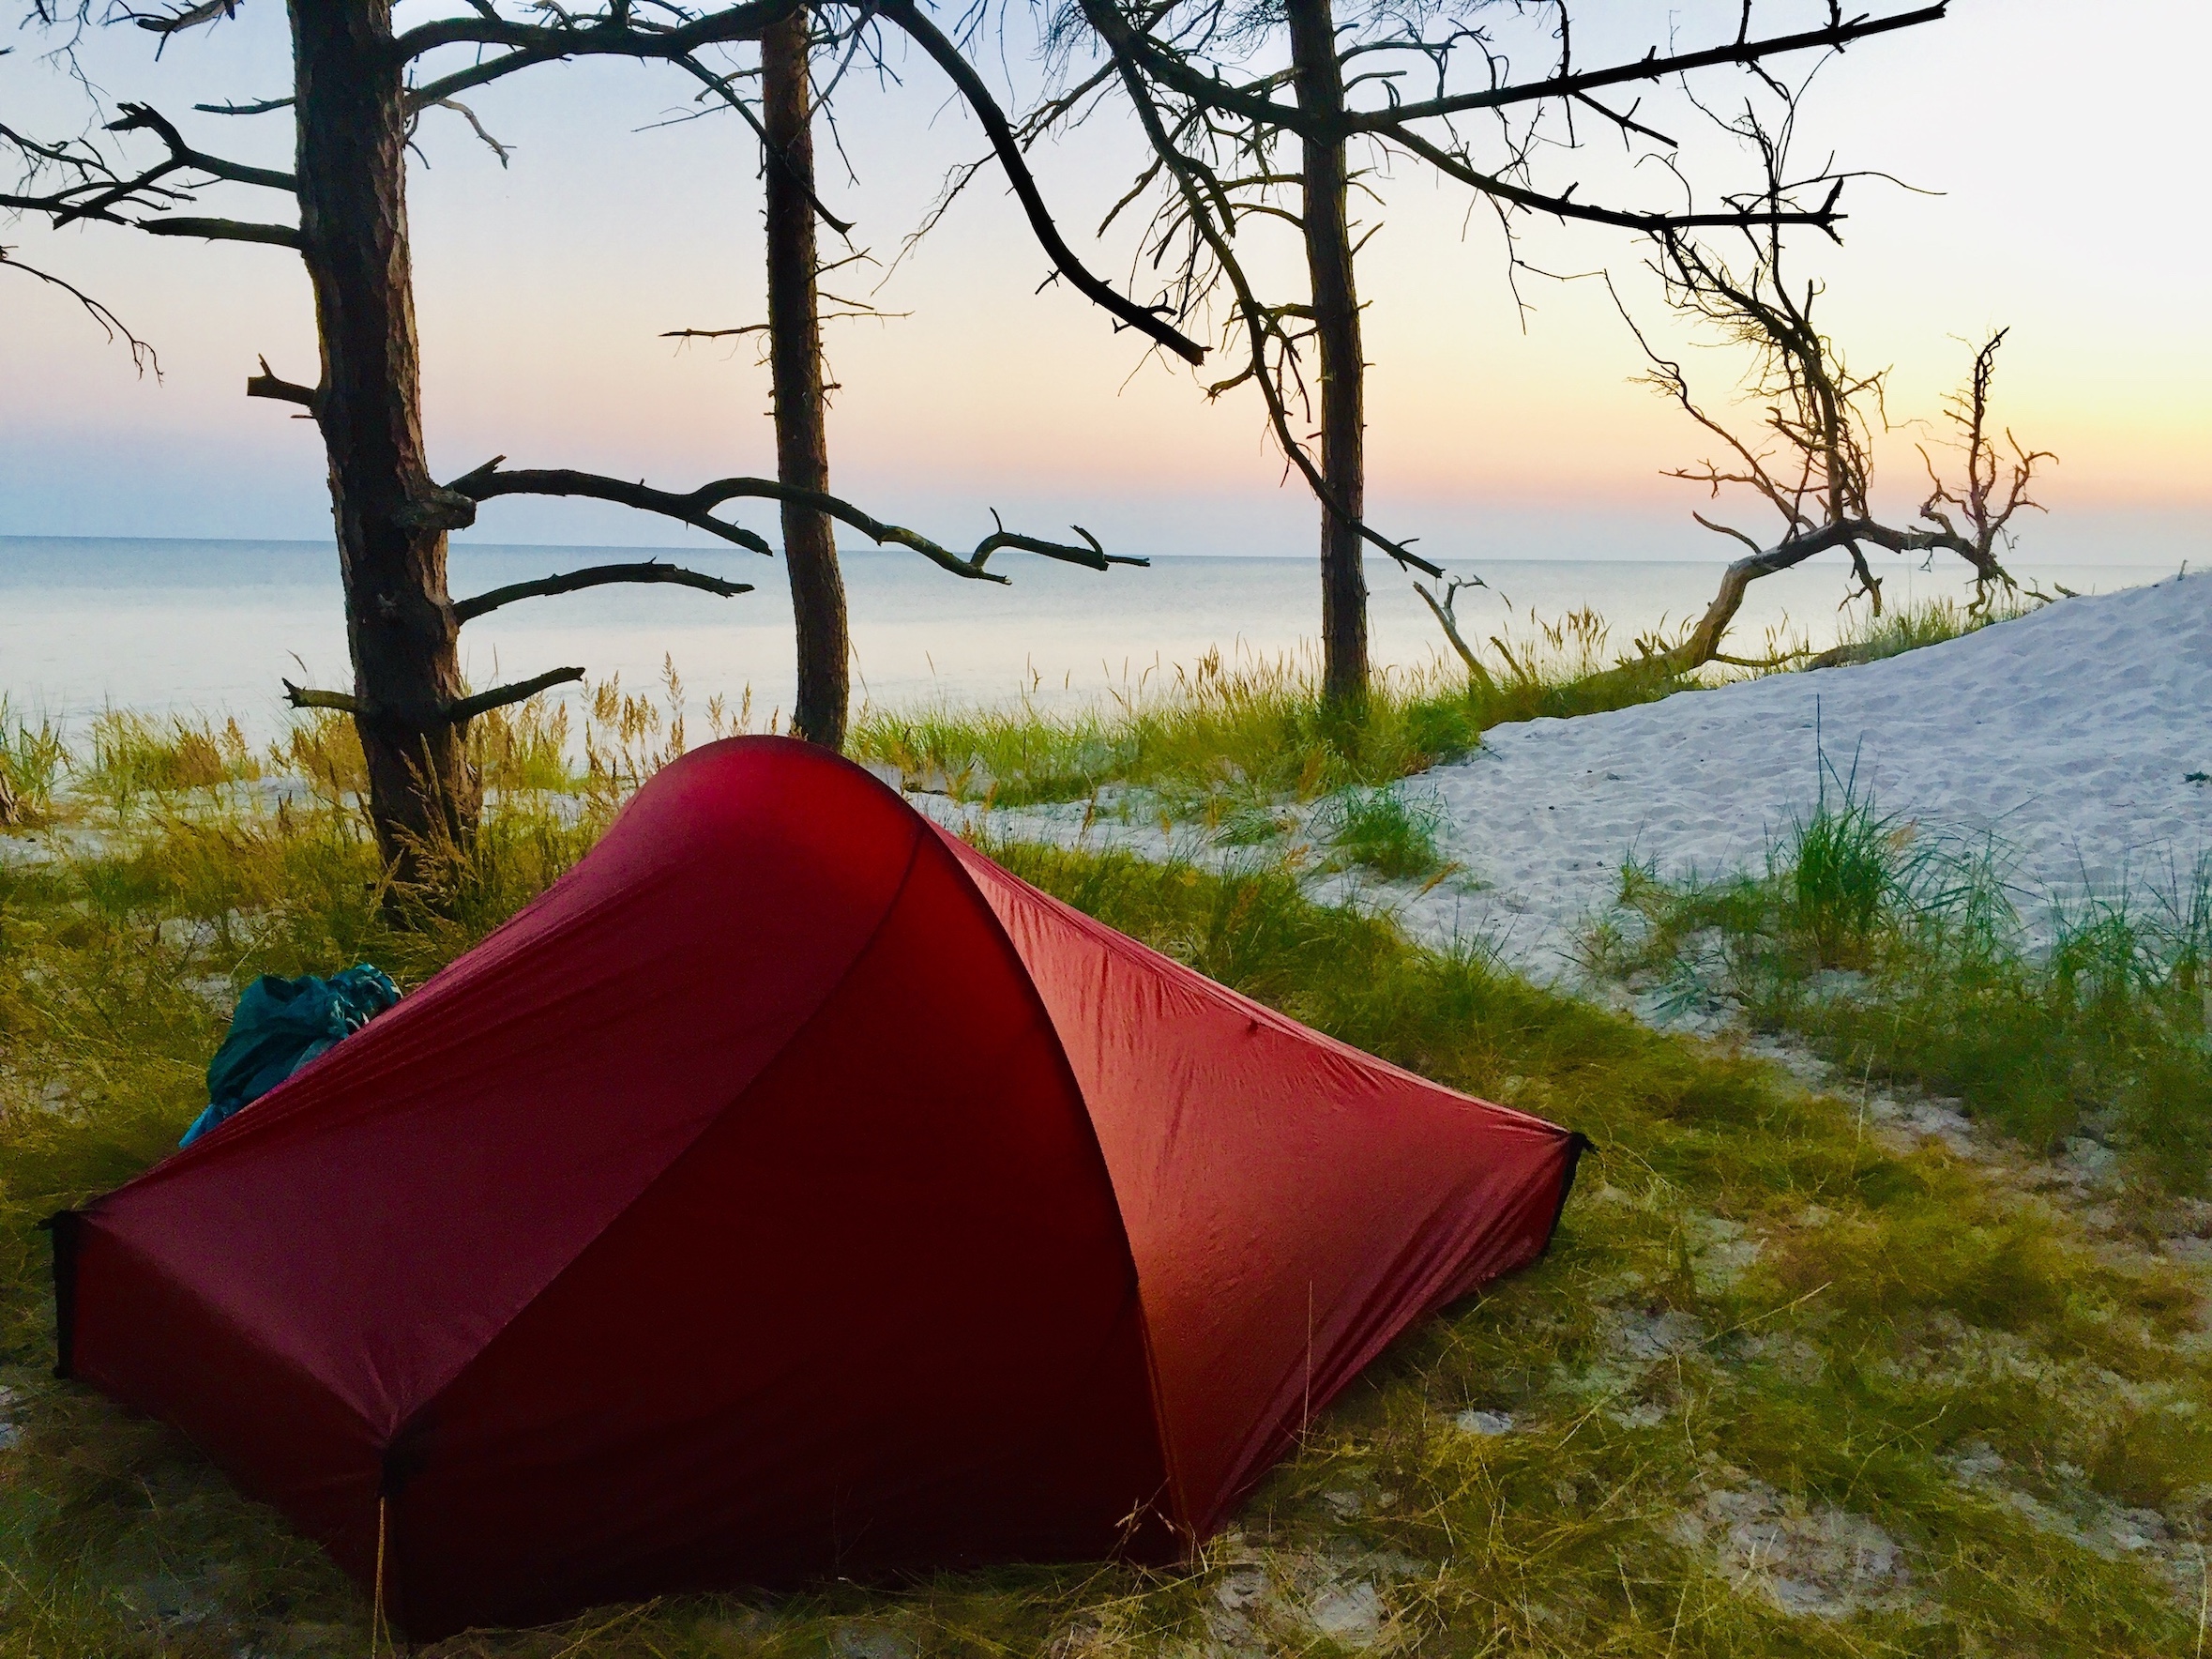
[[52, 737, 1583, 1638]]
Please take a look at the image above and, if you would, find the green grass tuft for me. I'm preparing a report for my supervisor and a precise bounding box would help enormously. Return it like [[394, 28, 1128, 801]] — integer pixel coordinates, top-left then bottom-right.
[[1782, 755, 1909, 969], [79, 710, 261, 813], [1815, 587, 2051, 669], [1314, 785, 1451, 880]]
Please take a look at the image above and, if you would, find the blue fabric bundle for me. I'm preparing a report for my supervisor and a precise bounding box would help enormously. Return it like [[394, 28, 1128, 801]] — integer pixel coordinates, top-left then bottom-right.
[[180, 966, 400, 1147]]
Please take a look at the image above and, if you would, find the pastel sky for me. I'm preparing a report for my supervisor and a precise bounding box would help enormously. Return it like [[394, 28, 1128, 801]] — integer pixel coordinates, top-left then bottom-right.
[[3, 0, 2206, 563]]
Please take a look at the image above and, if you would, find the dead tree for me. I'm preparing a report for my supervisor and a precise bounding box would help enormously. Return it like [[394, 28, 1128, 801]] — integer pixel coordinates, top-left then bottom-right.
[[759, 11, 845, 749], [1621, 154, 2047, 673], [4, 0, 1182, 875], [667, 0, 1209, 752], [1035, 0, 1953, 703]]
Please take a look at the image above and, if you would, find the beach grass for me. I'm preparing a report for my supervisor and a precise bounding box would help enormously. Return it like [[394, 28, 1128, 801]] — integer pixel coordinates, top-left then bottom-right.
[[844, 592, 2040, 822], [1597, 780, 2212, 1194], [4, 725, 2208, 1655], [848, 618, 1696, 815], [1311, 784, 1453, 881], [1813, 586, 2053, 670]]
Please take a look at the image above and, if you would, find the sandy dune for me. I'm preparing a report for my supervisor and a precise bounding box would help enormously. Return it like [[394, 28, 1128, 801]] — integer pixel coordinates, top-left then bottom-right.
[[1409, 573, 2212, 974]]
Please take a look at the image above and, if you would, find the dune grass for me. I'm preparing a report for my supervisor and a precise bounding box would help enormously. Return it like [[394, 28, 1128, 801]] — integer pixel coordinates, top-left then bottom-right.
[[4, 711, 2209, 1655], [844, 592, 2042, 833], [848, 618, 1696, 815], [1596, 768, 2212, 1193], [1310, 785, 1454, 882], [1811, 587, 2052, 671]]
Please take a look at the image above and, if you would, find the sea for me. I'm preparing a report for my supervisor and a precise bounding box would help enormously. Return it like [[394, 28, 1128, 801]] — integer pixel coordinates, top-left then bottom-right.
[[0, 536, 2189, 740]]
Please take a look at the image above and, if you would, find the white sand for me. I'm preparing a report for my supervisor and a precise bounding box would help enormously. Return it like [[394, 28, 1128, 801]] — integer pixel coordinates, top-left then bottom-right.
[[1404, 572, 2212, 975], [917, 573, 2212, 982]]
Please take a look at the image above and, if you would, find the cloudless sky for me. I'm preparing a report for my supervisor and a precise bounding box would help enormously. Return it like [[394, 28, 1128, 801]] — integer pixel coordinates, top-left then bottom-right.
[[3, 0, 2205, 566]]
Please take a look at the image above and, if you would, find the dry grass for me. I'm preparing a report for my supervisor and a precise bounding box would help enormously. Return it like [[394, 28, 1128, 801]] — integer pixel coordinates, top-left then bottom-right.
[[3, 707, 2208, 1655]]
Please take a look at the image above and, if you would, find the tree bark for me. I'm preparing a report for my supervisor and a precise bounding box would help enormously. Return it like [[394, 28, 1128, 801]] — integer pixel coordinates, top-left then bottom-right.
[[291, 0, 477, 878], [1287, 0, 1367, 707], [762, 9, 848, 750]]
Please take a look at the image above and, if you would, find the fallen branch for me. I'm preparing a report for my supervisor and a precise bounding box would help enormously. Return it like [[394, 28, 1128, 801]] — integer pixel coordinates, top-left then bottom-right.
[[1413, 577, 1498, 694], [453, 560, 754, 622]]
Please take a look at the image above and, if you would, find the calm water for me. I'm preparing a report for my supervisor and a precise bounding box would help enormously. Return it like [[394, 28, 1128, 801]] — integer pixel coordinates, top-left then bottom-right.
[[0, 536, 2186, 739]]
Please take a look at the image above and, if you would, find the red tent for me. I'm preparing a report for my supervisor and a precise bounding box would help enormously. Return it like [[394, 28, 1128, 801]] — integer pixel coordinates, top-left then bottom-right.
[[53, 738, 1582, 1637]]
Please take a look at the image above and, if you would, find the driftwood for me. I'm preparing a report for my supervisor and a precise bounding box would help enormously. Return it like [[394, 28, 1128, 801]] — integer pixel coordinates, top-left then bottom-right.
[[1412, 577, 1499, 696], [1615, 126, 2047, 674]]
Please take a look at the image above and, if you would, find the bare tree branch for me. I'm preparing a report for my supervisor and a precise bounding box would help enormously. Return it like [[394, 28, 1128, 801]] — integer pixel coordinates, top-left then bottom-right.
[[453, 559, 755, 621], [0, 246, 159, 374], [446, 457, 1147, 580], [139, 215, 303, 247], [1341, 6, 1950, 132], [109, 103, 297, 193], [281, 679, 363, 715], [875, 0, 1206, 363], [195, 98, 294, 118], [419, 97, 513, 167], [246, 353, 316, 406], [1089, 25, 1445, 577], [1413, 575, 1498, 693], [446, 666, 587, 723], [445, 456, 778, 553], [124, 0, 241, 58], [1386, 123, 1848, 235], [392, 3, 806, 70], [286, 664, 594, 723], [670, 52, 855, 235]]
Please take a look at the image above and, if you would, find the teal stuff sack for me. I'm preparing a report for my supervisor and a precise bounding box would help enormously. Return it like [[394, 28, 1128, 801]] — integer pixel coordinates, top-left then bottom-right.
[[180, 966, 400, 1147]]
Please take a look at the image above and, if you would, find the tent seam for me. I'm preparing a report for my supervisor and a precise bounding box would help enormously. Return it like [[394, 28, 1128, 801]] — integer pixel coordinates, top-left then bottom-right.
[[924, 823, 1193, 1539]]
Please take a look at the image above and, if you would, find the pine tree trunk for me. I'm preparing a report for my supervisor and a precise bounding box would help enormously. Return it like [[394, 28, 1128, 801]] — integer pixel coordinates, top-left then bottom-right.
[[763, 10, 849, 750], [1286, 0, 1368, 708], [291, 0, 478, 877]]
